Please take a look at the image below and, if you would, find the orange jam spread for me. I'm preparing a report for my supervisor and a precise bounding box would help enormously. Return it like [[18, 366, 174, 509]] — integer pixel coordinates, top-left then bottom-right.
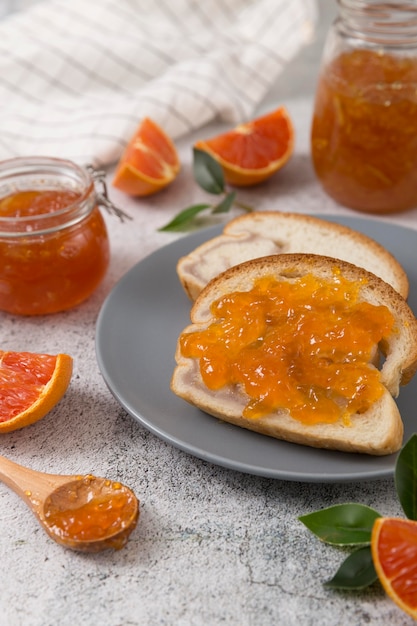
[[0, 189, 109, 315], [180, 272, 395, 425], [311, 49, 417, 213], [45, 478, 136, 544]]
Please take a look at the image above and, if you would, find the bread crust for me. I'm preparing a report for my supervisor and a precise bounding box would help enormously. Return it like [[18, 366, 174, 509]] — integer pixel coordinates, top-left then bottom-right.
[[177, 211, 409, 300], [171, 253, 417, 455]]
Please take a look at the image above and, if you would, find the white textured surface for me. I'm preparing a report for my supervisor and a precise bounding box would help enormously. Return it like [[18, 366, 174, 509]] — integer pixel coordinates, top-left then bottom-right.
[[2, 3, 417, 625]]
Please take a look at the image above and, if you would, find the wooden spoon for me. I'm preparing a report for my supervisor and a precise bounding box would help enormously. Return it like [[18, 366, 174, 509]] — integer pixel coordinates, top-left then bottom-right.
[[0, 455, 139, 552]]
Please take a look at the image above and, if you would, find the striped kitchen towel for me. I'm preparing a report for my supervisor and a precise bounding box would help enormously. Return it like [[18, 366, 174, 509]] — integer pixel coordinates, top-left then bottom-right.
[[0, 0, 317, 167]]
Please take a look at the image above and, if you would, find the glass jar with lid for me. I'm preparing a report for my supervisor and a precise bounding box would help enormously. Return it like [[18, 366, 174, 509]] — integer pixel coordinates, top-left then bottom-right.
[[0, 156, 111, 315], [311, 1, 417, 213]]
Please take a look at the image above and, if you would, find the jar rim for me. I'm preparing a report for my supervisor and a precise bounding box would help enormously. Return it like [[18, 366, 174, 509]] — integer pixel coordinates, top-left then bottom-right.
[[0, 156, 96, 236]]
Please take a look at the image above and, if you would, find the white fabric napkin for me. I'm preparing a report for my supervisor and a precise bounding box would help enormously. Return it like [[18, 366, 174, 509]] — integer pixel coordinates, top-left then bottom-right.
[[0, 0, 317, 167]]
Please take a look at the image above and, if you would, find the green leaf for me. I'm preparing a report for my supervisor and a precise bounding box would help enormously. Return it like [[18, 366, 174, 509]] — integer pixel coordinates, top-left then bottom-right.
[[395, 433, 417, 520], [299, 503, 381, 545], [212, 191, 236, 214], [324, 546, 378, 590], [158, 203, 212, 232], [233, 199, 254, 213], [193, 148, 225, 195]]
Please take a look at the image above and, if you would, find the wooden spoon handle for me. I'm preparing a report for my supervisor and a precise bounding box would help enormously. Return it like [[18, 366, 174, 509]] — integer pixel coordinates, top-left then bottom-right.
[[0, 455, 77, 508]]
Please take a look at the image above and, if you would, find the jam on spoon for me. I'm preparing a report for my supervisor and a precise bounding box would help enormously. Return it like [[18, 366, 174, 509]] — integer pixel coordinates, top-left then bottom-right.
[[0, 455, 139, 552]]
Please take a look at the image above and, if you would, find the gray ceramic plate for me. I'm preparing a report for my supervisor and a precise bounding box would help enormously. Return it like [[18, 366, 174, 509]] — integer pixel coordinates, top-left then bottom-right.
[[95, 215, 417, 482]]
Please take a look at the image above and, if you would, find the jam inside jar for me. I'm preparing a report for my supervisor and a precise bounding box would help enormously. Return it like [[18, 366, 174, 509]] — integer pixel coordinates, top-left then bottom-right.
[[0, 157, 110, 315], [311, 1, 417, 214]]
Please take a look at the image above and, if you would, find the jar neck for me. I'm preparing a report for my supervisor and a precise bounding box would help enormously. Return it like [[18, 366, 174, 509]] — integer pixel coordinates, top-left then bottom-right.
[[0, 157, 96, 237], [337, 0, 417, 46]]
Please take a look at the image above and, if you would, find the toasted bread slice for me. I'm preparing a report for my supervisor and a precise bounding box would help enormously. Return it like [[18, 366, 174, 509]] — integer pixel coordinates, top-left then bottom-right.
[[177, 211, 409, 300], [171, 254, 417, 455]]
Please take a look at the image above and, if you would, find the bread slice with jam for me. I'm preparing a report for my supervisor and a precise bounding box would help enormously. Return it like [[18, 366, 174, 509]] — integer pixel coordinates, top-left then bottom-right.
[[177, 211, 409, 301], [171, 253, 417, 455]]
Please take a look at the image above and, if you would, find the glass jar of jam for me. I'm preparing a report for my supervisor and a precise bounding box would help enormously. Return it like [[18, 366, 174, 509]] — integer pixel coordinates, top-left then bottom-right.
[[0, 157, 110, 315], [311, 1, 417, 214]]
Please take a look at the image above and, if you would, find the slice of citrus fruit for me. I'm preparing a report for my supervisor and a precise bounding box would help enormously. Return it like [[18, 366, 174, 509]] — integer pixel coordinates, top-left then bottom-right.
[[0, 350, 73, 433], [371, 517, 417, 619], [194, 106, 294, 187], [112, 117, 180, 196]]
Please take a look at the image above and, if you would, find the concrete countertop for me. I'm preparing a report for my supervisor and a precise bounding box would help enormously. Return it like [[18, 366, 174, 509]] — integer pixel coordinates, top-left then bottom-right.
[[2, 2, 417, 625]]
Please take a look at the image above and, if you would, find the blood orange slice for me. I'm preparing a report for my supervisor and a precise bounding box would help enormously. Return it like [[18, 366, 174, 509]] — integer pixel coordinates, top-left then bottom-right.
[[112, 117, 180, 196], [371, 517, 417, 619], [195, 106, 294, 187], [0, 350, 73, 432]]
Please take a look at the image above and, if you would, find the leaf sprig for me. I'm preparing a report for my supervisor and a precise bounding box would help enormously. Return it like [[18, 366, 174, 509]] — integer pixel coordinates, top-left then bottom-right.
[[158, 148, 252, 232], [299, 433, 417, 589]]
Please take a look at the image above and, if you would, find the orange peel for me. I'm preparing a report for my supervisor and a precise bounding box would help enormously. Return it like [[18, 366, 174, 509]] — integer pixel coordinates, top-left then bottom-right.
[[372, 517, 417, 619], [195, 106, 294, 186], [112, 117, 180, 196], [0, 350, 73, 433]]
